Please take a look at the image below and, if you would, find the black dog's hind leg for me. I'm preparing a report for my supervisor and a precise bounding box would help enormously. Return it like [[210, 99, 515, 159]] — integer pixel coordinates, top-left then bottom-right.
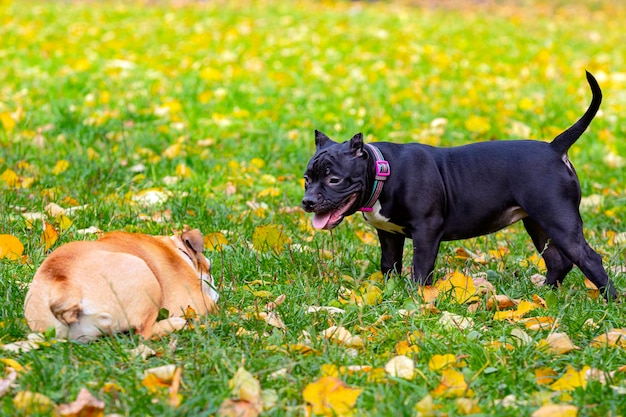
[[523, 217, 573, 287], [377, 229, 405, 277], [524, 214, 616, 300]]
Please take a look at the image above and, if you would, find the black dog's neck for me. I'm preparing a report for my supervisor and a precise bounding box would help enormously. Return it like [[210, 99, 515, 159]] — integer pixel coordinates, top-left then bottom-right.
[[359, 143, 390, 211]]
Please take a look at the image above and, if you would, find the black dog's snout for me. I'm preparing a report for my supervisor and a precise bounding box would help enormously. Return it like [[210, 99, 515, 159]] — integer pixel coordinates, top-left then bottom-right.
[[302, 196, 316, 212]]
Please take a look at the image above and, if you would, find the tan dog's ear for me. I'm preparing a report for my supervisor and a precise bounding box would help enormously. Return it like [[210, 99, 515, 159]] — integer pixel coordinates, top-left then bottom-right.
[[182, 229, 204, 253]]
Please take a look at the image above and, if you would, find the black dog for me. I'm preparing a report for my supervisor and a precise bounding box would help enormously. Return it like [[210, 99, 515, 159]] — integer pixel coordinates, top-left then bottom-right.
[[302, 72, 617, 300]]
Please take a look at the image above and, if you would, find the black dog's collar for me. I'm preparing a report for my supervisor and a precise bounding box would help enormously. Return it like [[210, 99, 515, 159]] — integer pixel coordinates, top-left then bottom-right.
[[360, 144, 390, 212]]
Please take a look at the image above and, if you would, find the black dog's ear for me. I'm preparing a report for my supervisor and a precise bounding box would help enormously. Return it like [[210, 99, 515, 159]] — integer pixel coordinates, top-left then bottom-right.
[[315, 130, 334, 150], [349, 133, 365, 157]]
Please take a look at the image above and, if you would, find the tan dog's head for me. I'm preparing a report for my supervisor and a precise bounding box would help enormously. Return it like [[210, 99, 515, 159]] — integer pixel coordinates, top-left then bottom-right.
[[171, 227, 219, 304]]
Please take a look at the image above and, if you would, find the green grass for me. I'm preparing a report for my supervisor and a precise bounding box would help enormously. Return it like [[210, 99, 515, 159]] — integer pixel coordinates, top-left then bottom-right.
[[1, 0, 626, 415]]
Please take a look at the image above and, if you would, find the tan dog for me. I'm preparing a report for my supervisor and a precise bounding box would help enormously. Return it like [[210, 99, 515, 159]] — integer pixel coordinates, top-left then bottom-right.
[[24, 227, 219, 341]]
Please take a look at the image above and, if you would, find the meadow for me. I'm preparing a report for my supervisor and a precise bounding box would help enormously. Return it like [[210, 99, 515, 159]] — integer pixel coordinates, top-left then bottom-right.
[[1, 0, 626, 415]]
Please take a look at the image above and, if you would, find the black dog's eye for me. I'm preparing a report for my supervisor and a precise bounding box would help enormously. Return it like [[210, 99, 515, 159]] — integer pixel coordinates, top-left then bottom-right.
[[303, 176, 310, 189], [328, 177, 341, 185]]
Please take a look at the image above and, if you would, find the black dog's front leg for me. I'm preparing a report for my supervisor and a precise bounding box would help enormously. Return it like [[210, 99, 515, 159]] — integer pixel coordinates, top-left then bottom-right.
[[377, 229, 405, 277], [410, 231, 442, 286]]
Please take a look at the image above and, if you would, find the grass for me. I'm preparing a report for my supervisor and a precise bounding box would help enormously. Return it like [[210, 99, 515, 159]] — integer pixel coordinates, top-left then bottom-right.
[[1, 0, 626, 415]]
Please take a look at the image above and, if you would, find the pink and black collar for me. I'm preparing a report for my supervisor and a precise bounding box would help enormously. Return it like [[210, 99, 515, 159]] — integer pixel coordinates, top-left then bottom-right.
[[360, 144, 390, 212]]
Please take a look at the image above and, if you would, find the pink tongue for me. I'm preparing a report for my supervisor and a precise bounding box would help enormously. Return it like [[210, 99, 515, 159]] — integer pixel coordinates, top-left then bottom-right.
[[312, 212, 332, 229]]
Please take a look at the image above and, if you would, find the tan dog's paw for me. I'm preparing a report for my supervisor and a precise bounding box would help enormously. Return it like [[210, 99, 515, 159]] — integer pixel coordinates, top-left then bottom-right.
[[150, 317, 188, 338]]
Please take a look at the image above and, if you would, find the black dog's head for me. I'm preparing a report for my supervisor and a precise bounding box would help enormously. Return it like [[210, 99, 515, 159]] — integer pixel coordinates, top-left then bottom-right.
[[302, 130, 370, 230]]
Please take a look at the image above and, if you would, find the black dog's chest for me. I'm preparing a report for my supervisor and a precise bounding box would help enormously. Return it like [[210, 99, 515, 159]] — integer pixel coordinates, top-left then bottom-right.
[[361, 202, 406, 235]]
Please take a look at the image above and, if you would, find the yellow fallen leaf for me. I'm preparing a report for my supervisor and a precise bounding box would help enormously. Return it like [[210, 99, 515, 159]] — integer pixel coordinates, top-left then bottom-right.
[[540, 332, 580, 355], [13, 391, 57, 414], [42, 221, 58, 252], [51, 159, 70, 175], [384, 355, 415, 380], [0, 358, 27, 373], [229, 366, 262, 411], [486, 294, 518, 310], [395, 340, 419, 356], [303, 376, 362, 417], [493, 300, 538, 321], [252, 224, 290, 253], [175, 163, 194, 179], [58, 388, 105, 417], [204, 232, 229, 251], [456, 397, 481, 415], [322, 326, 363, 349], [439, 311, 473, 330], [419, 286, 439, 303], [0, 234, 24, 260], [431, 368, 471, 398], [142, 364, 178, 393], [414, 394, 443, 417], [435, 271, 479, 304], [360, 284, 382, 306], [550, 365, 590, 391], [355, 230, 377, 245], [0, 169, 19, 188], [590, 328, 626, 348], [531, 403, 578, 417], [258, 311, 286, 330], [520, 316, 557, 331], [465, 115, 490, 134], [428, 354, 457, 372], [0, 111, 16, 131], [252, 290, 274, 298], [535, 367, 558, 385]]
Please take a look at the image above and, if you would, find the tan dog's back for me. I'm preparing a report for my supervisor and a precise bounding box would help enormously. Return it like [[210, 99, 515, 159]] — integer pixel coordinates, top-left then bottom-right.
[[24, 230, 218, 341]]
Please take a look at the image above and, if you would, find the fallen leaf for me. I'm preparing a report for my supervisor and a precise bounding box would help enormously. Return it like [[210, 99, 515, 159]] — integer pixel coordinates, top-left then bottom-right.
[[142, 364, 178, 393], [218, 399, 259, 417], [493, 300, 538, 321], [13, 391, 57, 414], [414, 394, 442, 417], [428, 354, 457, 372], [0, 367, 17, 397], [355, 230, 377, 245], [130, 344, 156, 360], [258, 311, 286, 330], [306, 306, 346, 315], [252, 224, 290, 253], [384, 355, 415, 380], [322, 326, 363, 349], [531, 403, 578, 417], [418, 286, 439, 303], [520, 316, 557, 331], [535, 367, 558, 385], [456, 397, 481, 415], [540, 333, 580, 355], [0, 234, 24, 260], [229, 366, 262, 409], [590, 328, 626, 348], [550, 365, 590, 391], [204, 232, 229, 251], [439, 311, 473, 330], [486, 294, 518, 310], [303, 376, 362, 417], [58, 388, 105, 417], [42, 221, 58, 252], [394, 340, 419, 356], [434, 271, 479, 304], [431, 368, 471, 398], [51, 160, 70, 175]]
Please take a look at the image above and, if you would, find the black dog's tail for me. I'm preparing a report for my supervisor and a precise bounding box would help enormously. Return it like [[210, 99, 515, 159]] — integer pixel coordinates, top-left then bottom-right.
[[550, 71, 602, 155]]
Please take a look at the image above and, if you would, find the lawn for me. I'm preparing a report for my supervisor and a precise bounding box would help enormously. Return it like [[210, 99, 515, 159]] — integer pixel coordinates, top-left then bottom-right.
[[1, 0, 626, 415]]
